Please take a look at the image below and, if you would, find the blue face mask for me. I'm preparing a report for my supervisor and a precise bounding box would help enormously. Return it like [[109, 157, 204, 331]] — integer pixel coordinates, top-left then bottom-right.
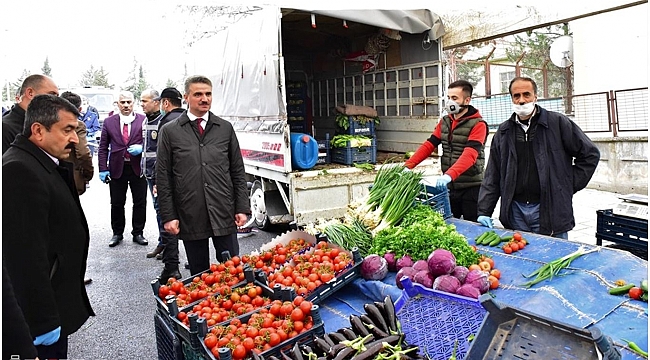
[[159, 103, 166, 116]]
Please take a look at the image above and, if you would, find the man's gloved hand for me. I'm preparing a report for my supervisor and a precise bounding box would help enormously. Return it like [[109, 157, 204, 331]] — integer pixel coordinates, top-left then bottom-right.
[[435, 174, 452, 190], [127, 144, 143, 156], [99, 171, 111, 183], [477, 216, 494, 228], [33, 326, 61, 346]]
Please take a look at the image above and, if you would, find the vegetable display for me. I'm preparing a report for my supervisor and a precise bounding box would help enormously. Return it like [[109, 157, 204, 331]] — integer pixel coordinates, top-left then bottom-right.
[[330, 134, 373, 148], [335, 113, 379, 130], [371, 205, 481, 267], [361, 254, 389, 281], [609, 278, 649, 302], [323, 219, 373, 257]]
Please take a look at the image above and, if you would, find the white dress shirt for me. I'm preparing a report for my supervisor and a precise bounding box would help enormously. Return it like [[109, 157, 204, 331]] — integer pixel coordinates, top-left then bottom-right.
[[187, 111, 208, 130]]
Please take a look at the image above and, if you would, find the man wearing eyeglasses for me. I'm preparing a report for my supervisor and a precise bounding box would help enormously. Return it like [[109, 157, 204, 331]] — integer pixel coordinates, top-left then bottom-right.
[[98, 91, 149, 248]]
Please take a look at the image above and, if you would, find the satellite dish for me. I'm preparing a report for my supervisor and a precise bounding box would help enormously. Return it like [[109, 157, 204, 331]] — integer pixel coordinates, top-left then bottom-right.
[[549, 35, 574, 68]]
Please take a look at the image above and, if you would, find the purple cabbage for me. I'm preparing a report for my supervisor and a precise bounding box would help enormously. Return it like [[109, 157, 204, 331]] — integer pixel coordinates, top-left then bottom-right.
[[396, 266, 417, 289], [396, 255, 414, 272], [427, 249, 457, 277], [451, 266, 470, 284], [464, 269, 490, 294], [413, 270, 434, 288], [456, 284, 481, 299], [412, 260, 429, 272], [432, 274, 461, 294], [383, 252, 398, 272], [361, 254, 389, 280]]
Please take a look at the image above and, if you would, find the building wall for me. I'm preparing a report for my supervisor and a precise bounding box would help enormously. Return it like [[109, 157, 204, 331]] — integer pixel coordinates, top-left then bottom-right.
[[571, 4, 648, 94]]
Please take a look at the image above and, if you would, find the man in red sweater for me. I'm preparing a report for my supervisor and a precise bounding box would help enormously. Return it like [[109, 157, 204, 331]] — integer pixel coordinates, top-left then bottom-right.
[[404, 80, 488, 222]]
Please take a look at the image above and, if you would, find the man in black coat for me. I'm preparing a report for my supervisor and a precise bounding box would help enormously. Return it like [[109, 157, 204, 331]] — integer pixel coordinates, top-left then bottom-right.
[[157, 75, 250, 276], [3, 94, 94, 359], [2, 74, 59, 154]]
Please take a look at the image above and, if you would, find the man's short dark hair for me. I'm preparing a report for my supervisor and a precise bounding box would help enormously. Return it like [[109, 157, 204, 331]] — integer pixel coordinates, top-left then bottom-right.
[[60, 91, 82, 109], [184, 75, 212, 94], [448, 80, 473, 97], [21, 74, 48, 94], [508, 77, 538, 95], [23, 94, 80, 137]]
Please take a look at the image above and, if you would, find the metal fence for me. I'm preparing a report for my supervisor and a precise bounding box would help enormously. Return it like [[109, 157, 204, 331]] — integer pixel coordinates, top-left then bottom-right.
[[472, 87, 648, 136]]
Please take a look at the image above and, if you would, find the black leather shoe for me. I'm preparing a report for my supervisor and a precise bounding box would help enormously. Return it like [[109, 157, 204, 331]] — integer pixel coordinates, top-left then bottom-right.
[[84, 278, 93, 285], [159, 267, 182, 283], [146, 245, 164, 258], [133, 234, 148, 246], [108, 235, 123, 247]]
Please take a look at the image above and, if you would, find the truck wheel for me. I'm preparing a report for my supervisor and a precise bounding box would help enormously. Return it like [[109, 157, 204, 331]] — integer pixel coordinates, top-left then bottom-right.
[[250, 181, 270, 230]]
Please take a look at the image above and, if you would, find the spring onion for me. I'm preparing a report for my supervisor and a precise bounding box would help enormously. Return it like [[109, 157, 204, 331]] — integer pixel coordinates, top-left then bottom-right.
[[520, 247, 597, 288]]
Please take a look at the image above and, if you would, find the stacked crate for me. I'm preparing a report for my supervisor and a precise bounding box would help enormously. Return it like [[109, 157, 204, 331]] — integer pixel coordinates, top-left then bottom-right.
[[332, 116, 377, 165], [316, 133, 331, 165], [287, 82, 310, 135]]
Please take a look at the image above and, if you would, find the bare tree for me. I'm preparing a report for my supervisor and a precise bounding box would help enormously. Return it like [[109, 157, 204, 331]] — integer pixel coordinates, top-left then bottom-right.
[[173, 6, 263, 47]]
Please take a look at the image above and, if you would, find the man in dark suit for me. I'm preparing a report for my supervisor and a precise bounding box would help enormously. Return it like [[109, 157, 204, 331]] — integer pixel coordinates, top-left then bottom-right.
[[157, 75, 250, 276], [3, 94, 94, 359], [98, 91, 149, 247]]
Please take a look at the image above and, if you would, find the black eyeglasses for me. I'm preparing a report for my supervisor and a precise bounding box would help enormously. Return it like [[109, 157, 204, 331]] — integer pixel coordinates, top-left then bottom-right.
[[119, 100, 133, 105]]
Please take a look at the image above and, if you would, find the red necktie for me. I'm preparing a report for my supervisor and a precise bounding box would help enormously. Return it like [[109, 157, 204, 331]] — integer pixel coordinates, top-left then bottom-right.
[[196, 118, 204, 136], [123, 123, 130, 160]]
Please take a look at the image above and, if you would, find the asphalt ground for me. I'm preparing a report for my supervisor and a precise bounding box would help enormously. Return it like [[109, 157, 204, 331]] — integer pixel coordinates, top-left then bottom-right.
[[67, 158, 287, 360]]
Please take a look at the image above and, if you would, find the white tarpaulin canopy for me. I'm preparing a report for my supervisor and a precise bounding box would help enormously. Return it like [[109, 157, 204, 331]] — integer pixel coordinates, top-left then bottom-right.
[[298, 9, 445, 40]]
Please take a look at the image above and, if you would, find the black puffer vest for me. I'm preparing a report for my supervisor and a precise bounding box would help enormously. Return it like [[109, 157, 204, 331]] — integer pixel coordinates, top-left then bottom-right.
[[440, 115, 487, 189]]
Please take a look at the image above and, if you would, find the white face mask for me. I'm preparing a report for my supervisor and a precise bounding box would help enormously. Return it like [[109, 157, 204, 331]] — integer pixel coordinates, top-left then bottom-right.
[[444, 99, 464, 115], [512, 102, 535, 118]]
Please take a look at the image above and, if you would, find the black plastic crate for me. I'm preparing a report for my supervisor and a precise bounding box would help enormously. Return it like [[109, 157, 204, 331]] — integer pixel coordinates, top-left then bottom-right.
[[289, 121, 309, 134], [165, 279, 286, 345], [316, 134, 331, 165], [336, 116, 376, 136], [465, 295, 621, 360], [596, 209, 648, 252], [155, 309, 183, 360], [198, 305, 325, 360]]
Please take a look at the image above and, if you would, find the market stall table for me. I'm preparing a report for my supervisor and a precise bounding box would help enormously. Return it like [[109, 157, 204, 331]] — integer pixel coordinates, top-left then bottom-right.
[[317, 218, 648, 360]]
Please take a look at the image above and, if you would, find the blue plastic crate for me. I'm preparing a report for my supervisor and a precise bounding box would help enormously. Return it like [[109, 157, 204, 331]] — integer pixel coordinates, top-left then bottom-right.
[[331, 137, 376, 165], [395, 277, 487, 360], [336, 116, 376, 136], [416, 185, 452, 219]]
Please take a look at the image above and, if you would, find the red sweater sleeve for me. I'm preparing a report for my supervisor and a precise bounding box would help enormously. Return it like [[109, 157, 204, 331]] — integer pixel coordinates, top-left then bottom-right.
[[445, 121, 488, 180], [404, 120, 442, 169]]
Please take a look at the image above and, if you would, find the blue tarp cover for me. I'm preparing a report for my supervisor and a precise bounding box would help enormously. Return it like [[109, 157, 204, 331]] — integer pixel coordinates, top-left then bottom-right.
[[318, 219, 648, 360]]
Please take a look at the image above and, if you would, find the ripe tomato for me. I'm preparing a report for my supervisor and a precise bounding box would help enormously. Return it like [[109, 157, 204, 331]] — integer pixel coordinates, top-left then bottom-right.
[[232, 344, 247, 359], [299, 300, 312, 315], [158, 285, 170, 298], [291, 308, 305, 322], [629, 287, 643, 300], [488, 275, 500, 289], [293, 295, 305, 307], [503, 245, 513, 254], [204, 334, 218, 349], [269, 332, 281, 346], [210, 263, 219, 272], [478, 261, 491, 272], [513, 232, 523, 241], [320, 273, 333, 283], [293, 320, 304, 332], [510, 242, 520, 252], [490, 269, 501, 280], [177, 312, 187, 321], [484, 257, 495, 270]]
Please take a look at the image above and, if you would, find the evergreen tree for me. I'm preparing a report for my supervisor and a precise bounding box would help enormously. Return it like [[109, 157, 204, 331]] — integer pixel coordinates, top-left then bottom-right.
[[41, 57, 52, 77], [123, 57, 139, 95], [80, 65, 96, 86], [3, 69, 32, 102], [504, 24, 570, 98], [94, 67, 113, 88], [165, 79, 177, 88]]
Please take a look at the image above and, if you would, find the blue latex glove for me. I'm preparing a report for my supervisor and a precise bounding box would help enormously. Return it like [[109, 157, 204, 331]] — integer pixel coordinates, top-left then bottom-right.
[[99, 171, 110, 183], [127, 144, 143, 156], [33, 326, 61, 346], [477, 216, 494, 228], [435, 174, 452, 190]]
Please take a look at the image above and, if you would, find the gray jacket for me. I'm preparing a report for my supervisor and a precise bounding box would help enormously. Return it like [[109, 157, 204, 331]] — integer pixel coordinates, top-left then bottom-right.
[[477, 106, 600, 235], [156, 111, 250, 240]]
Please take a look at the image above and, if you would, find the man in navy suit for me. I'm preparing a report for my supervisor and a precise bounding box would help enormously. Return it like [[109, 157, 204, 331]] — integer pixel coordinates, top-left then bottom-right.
[[98, 91, 149, 247]]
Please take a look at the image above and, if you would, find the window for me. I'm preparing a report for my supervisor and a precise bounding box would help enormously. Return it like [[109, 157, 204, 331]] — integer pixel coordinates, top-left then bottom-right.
[[500, 71, 516, 94]]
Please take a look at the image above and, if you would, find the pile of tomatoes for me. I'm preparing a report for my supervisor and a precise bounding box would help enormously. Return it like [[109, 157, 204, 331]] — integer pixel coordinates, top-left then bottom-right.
[[203, 296, 315, 359], [241, 238, 313, 275], [158, 257, 247, 308], [502, 232, 527, 254], [266, 241, 353, 296], [469, 255, 501, 290], [176, 283, 272, 327]]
